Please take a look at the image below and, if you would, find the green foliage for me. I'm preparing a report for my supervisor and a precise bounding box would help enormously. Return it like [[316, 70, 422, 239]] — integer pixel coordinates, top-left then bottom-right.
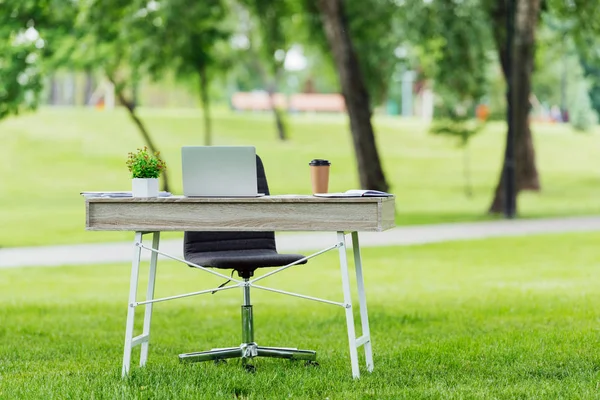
[[241, 0, 296, 75], [296, 0, 402, 108], [400, 0, 490, 197], [546, 0, 600, 55], [346, 0, 401, 106], [0, 27, 45, 119], [400, 0, 490, 108], [71, 0, 230, 97], [532, 25, 568, 107], [430, 113, 486, 197], [0, 0, 75, 120], [69, 0, 140, 94], [131, 0, 230, 81], [430, 116, 485, 148], [581, 61, 600, 120], [126, 147, 166, 179], [544, 1, 600, 119], [132, 0, 231, 144]]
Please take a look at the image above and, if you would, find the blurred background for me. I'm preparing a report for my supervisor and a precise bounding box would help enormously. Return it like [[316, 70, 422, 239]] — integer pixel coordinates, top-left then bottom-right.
[[1, 0, 600, 248]]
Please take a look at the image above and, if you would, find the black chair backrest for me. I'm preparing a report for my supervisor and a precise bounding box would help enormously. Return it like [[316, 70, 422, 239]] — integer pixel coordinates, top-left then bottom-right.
[[184, 155, 276, 255]]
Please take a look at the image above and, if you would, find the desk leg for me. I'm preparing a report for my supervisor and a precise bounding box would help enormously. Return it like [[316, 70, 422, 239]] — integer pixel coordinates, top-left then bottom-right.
[[352, 231, 373, 372], [337, 231, 360, 379], [122, 231, 143, 378], [140, 232, 160, 367]]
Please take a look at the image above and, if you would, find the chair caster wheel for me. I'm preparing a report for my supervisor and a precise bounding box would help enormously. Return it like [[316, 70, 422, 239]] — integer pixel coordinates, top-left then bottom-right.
[[305, 360, 319, 367], [243, 364, 256, 373], [214, 359, 227, 365]]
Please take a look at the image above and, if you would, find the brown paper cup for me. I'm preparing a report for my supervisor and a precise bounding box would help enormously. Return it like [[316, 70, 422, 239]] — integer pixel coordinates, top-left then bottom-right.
[[309, 159, 331, 193], [310, 166, 330, 193]]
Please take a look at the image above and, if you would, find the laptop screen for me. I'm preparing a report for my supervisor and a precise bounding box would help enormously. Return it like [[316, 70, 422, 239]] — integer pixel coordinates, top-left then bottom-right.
[[181, 146, 259, 197]]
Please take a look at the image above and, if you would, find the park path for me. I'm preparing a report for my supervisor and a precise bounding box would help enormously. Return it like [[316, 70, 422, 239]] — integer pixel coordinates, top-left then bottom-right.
[[1, 215, 600, 269]]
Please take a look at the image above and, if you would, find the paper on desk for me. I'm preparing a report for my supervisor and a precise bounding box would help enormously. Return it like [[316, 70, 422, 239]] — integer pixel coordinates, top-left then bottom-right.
[[272, 194, 311, 197], [313, 190, 392, 198], [80, 191, 172, 198]]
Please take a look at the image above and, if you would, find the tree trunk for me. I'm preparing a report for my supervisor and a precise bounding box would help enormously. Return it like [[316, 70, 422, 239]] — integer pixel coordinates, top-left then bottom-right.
[[316, 0, 389, 192], [463, 144, 473, 198], [268, 91, 287, 141], [267, 70, 287, 141], [198, 64, 212, 146], [108, 76, 171, 193], [251, 52, 288, 141], [488, 0, 541, 214], [48, 74, 60, 105], [83, 69, 94, 106]]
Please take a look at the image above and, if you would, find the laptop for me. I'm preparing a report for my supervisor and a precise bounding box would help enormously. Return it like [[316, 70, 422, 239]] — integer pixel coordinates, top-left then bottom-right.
[[181, 146, 263, 197]]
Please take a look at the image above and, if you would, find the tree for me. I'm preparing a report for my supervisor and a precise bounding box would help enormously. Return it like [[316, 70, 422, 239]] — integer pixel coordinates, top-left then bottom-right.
[[396, 0, 540, 214], [570, 80, 598, 131], [546, 0, 600, 120], [69, 0, 172, 191], [131, 0, 230, 146], [0, 0, 75, 121], [69, 0, 228, 191], [312, 0, 389, 192], [401, 0, 600, 215], [0, 26, 45, 120], [344, 0, 401, 107], [484, 0, 542, 214], [431, 115, 486, 198], [400, 0, 490, 198], [241, 0, 294, 141]]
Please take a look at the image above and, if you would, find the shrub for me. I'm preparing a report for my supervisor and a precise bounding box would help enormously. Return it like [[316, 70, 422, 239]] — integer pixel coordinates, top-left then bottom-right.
[[570, 81, 598, 132], [126, 147, 167, 179]]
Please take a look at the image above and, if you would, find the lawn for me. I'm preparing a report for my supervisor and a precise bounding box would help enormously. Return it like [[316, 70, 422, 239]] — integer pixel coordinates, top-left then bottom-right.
[[1, 107, 600, 247], [2, 232, 600, 398]]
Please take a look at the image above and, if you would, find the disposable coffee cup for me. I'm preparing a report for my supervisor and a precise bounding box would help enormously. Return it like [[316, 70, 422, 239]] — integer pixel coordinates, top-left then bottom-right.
[[309, 159, 331, 194]]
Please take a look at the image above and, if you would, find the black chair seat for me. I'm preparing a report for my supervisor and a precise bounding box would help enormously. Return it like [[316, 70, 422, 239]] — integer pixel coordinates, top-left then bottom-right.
[[186, 249, 306, 270]]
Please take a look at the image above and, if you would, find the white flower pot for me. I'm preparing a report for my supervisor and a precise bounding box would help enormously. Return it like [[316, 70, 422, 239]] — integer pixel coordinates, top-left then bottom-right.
[[132, 178, 159, 198]]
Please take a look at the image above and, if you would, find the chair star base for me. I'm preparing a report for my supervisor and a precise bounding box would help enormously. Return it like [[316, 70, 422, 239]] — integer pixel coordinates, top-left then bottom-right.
[[178, 285, 316, 371], [178, 344, 317, 364]]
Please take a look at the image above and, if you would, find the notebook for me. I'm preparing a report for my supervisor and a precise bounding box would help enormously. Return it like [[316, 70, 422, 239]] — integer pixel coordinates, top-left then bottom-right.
[[313, 190, 392, 198], [181, 146, 262, 197]]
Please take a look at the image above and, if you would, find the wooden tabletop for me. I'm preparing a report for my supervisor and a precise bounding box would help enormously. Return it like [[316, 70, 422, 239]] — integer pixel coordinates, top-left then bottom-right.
[[85, 195, 396, 232]]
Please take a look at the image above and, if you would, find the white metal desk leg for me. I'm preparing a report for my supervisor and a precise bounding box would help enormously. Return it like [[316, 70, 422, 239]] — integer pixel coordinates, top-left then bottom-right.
[[140, 231, 160, 367], [351, 231, 373, 372], [122, 231, 143, 377], [337, 231, 360, 379]]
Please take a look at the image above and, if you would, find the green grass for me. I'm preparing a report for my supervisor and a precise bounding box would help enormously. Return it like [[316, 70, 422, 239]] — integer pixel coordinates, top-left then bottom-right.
[[1, 107, 600, 247], [2, 232, 600, 398]]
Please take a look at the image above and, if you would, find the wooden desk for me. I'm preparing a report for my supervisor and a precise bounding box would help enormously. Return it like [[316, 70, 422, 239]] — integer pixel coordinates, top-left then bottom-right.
[[86, 195, 395, 232], [85, 195, 396, 378]]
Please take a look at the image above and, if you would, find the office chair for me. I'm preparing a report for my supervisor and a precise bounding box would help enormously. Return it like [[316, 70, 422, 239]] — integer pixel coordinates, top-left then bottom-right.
[[179, 155, 317, 371]]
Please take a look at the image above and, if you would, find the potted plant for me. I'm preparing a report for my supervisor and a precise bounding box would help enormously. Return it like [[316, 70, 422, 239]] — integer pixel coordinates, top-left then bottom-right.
[[126, 147, 167, 197]]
